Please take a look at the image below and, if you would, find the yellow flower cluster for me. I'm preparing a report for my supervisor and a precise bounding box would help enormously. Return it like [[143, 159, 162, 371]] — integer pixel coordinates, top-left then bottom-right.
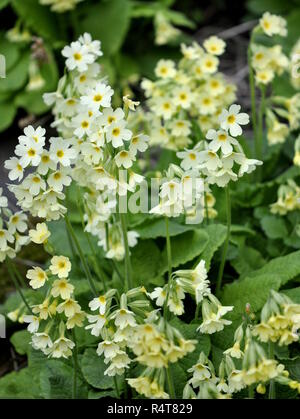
[[130, 320, 196, 369], [252, 291, 300, 346], [134, 36, 236, 151], [270, 179, 300, 215]]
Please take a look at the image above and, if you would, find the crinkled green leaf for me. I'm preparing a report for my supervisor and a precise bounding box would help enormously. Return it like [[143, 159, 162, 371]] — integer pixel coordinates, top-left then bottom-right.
[[81, 348, 114, 390], [158, 229, 209, 275], [79, 0, 131, 56]]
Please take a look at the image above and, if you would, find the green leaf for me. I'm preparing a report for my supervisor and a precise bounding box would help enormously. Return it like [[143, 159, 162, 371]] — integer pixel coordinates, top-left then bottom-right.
[[40, 360, 88, 399], [0, 34, 20, 71], [0, 52, 29, 93], [260, 215, 288, 239], [222, 250, 300, 320], [81, 348, 114, 390], [158, 229, 209, 275], [79, 0, 131, 56], [130, 239, 161, 285], [12, 0, 62, 42], [0, 367, 40, 399], [283, 287, 300, 304], [198, 224, 227, 270], [47, 219, 99, 258], [282, 357, 300, 381], [163, 10, 195, 28], [88, 389, 117, 399], [10, 330, 31, 355], [0, 100, 16, 132], [231, 246, 266, 276], [135, 218, 195, 239], [0, 0, 10, 10]]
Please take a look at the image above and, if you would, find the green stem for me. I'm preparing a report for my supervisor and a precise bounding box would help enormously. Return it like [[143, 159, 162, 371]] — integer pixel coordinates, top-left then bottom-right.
[[163, 217, 172, 320], [72, 329, 78, 400], [65, 215, 98, 296], [11, 262, 27, 288], [113, 377, 120, 399], [248, 384, 255, 399], [120, 213, 133, 291], [166, 366, 176, 398], [204, 191, 209, 225], [257, 86, 266, 163], [247, 35, 258, 159], [194, 303, 200, 321], [216, 186, 231, 295], [268, 342, 276, 399], [6, 259, 33, 314]]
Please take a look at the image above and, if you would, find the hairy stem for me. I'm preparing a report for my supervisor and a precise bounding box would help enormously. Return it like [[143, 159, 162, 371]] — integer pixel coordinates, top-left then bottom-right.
[[216, 186, 231, 295]]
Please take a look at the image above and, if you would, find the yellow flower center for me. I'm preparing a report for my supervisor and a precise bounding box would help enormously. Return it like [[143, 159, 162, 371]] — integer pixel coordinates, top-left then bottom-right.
[[81, 121, 89, 128], [227, 115, 235, 124], [56, 150, 64, 158], [112, 128, 120, 136], [93, 94, 103, 102], [73, 52, 82, 61], [28, 149, 36, 157]]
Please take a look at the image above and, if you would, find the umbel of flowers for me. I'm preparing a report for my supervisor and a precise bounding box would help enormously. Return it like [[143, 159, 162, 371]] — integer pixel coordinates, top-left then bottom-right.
[[248, 12, 300, 155], [2, 27, 300, 400], [132, 35, 236, 151]]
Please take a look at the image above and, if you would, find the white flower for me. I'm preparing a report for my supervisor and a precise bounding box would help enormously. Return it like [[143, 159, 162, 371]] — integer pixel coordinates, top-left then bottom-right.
[[260, 12, 287, 37], [8, 212, 27, 234], [23, 315, 40, 333], [203, 36, 226, 55], [206, 129, 238, 154], [27, 267, 48, 289], [154, 59, 176, 79], [47, 170, 72, 192], [112, 308, 136, 330], [89, 295, 107, 315], [170, 120, 191, 137], [98, 107, 124, 127], [0, 229, 14, 251], [4, 157, 24, 181], [200, 54, 219, 74], [49, 138, 77, 166], [47, 335, 75, 358], [51, 279, 74, 300], [0, 188, 8, 209], [123, 95, 140, 111], [62, 41, 94, 72], [173, 86, 194, 109], [150, 287, 167, 306], [37, 150, 57, 175], [236, 155, 263, 176], [29, 222, 50, 244], [129, 134, 149, 154], [199, 150, 222, 172], [86, 314, 106, 336], [78, 32, 103, 57], [22, 173, 46, 196], [18, 125, 46, 147], [15, 139, 43, 168], [106, 120, 132, 148], [50, 255, 71, 278], [219, 104, 249, 137], [97, 341, 120, 358], [32, 332, 53, 350], [81, 82, 114, 111], [115, 150, 135, 169], [177, 149, 200, 170]]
